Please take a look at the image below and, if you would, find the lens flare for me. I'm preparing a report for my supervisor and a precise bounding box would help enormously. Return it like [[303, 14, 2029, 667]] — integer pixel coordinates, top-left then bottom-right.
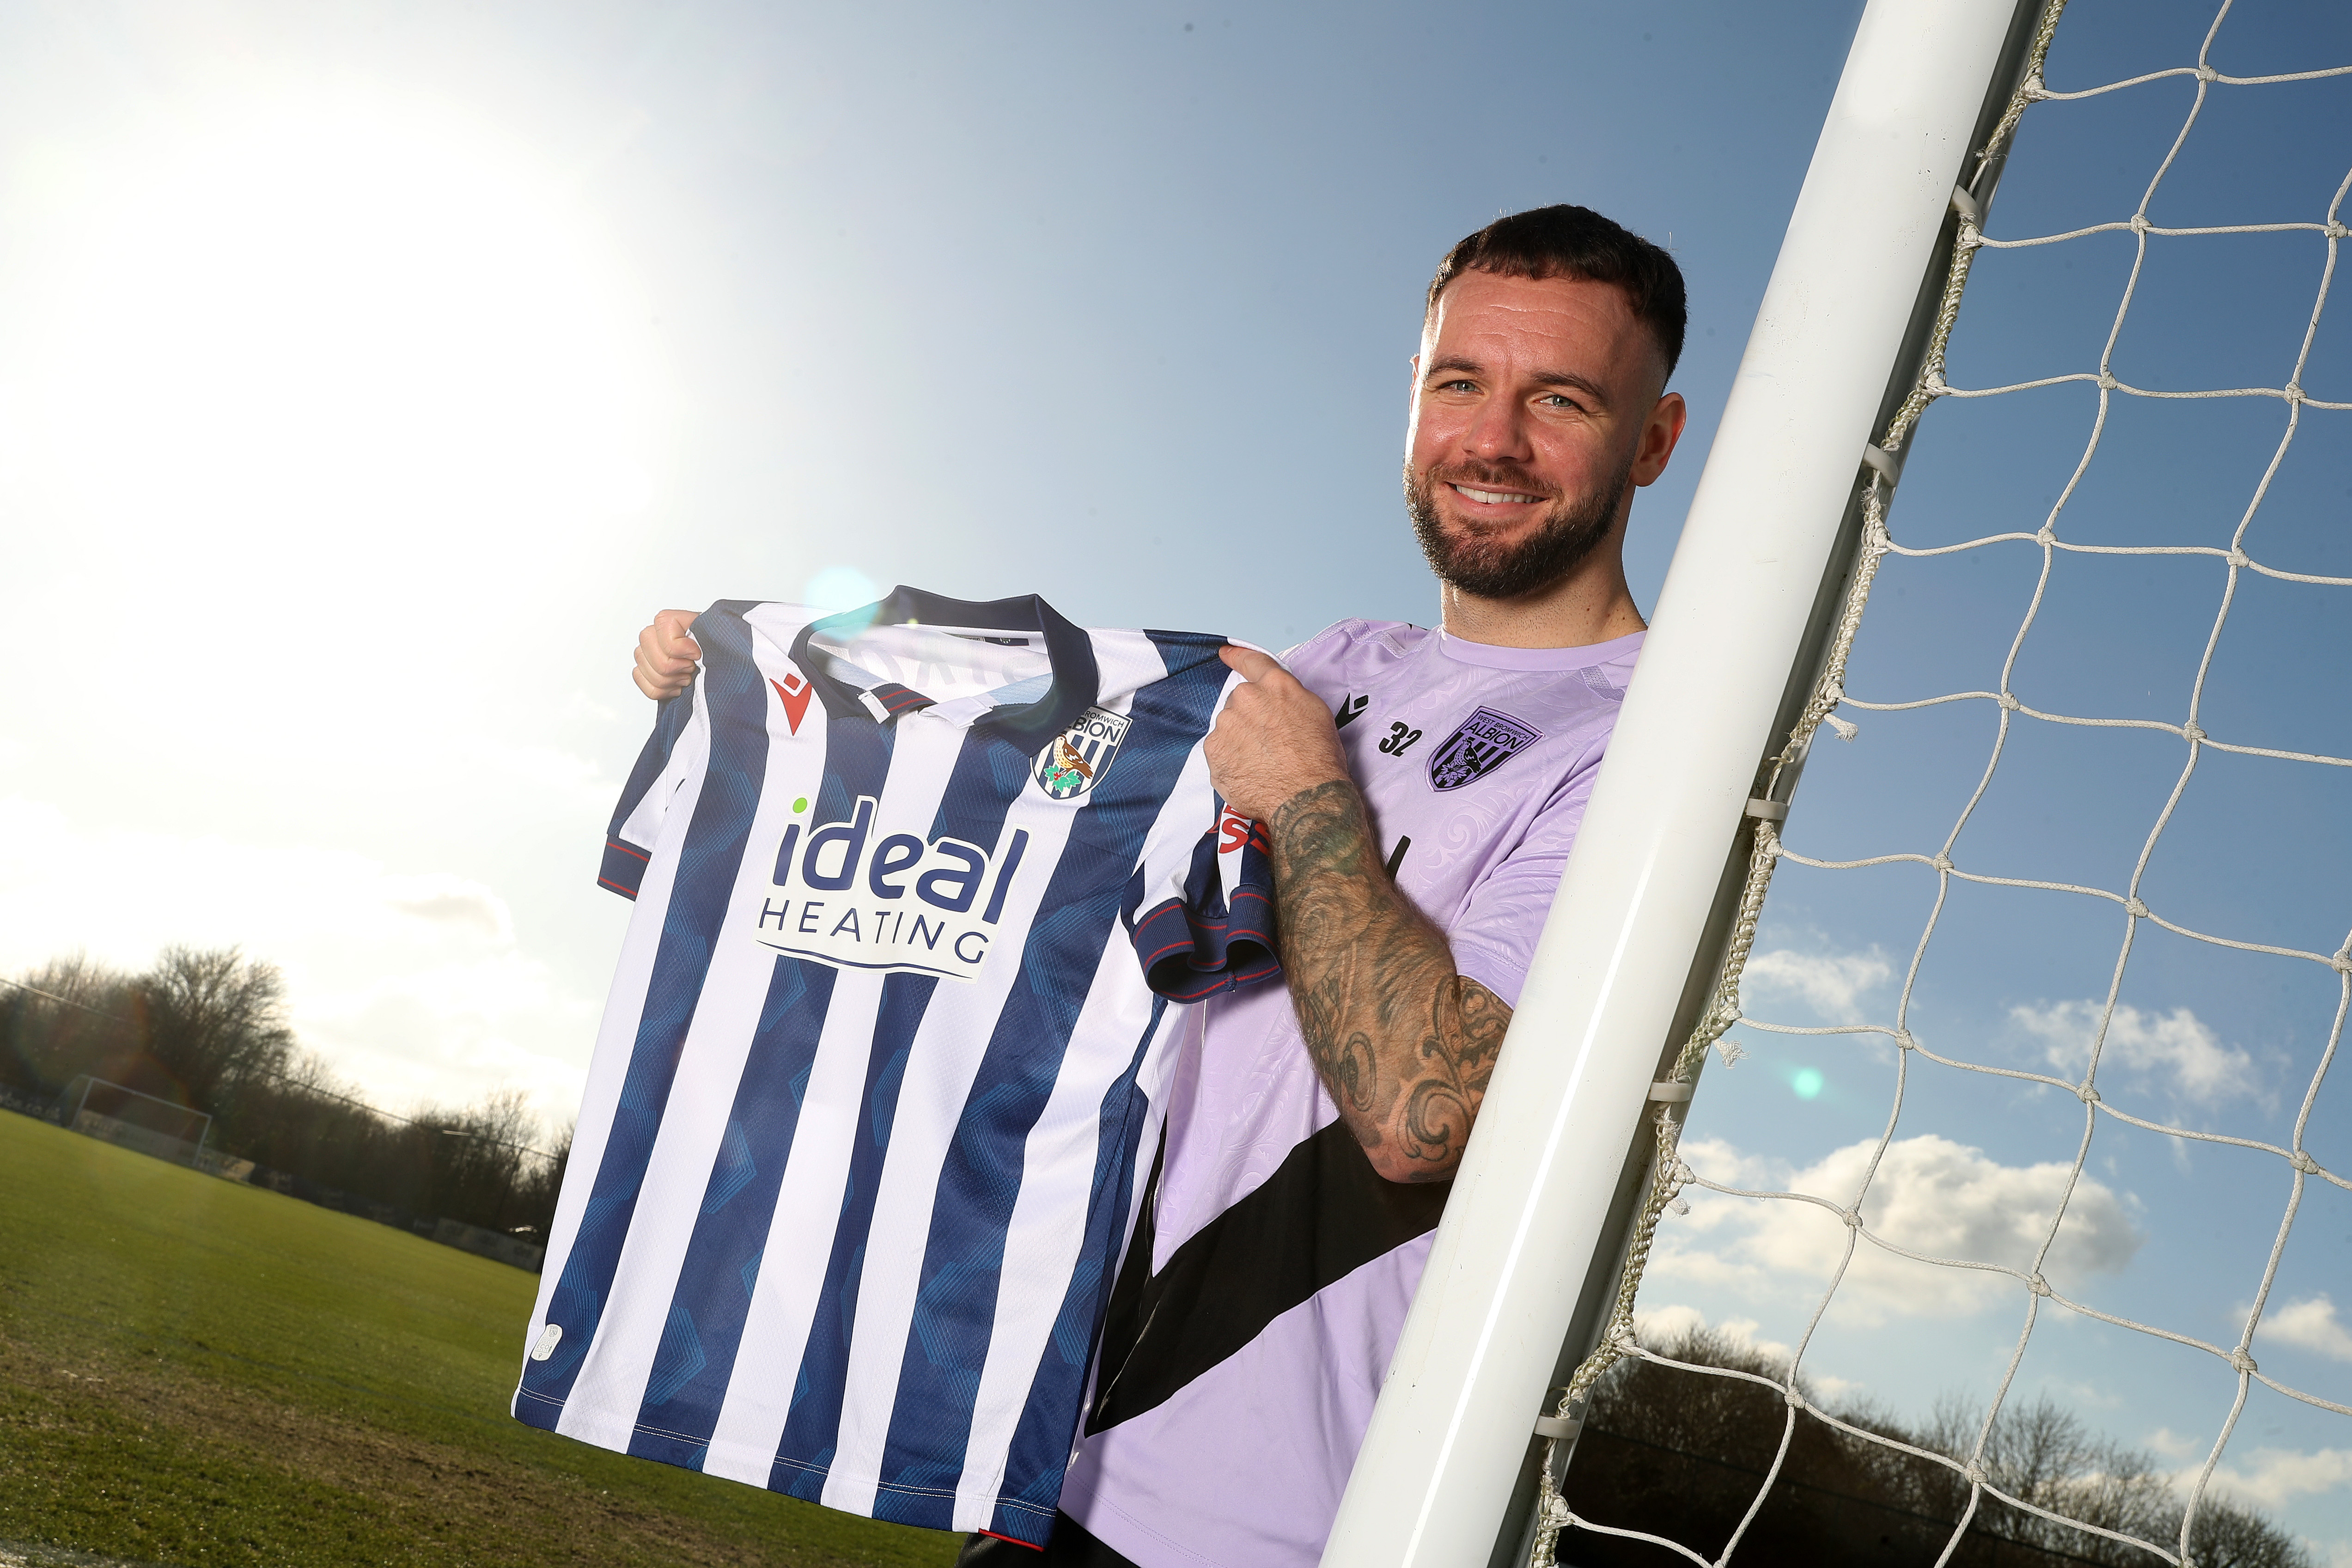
[[804, 566, 882, 631]]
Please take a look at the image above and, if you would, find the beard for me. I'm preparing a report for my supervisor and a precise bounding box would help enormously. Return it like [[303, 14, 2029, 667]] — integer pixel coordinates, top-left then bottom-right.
[[1405, 455, 1631, 600]]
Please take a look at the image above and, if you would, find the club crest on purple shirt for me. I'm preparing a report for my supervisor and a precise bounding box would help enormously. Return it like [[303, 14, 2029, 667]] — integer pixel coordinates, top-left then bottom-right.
[[1427, 706, 1542, 792]]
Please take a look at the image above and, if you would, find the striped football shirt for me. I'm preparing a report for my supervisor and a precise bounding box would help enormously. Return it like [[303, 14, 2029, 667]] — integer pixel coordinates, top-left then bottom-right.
[[515, 590, 1277, 1545]]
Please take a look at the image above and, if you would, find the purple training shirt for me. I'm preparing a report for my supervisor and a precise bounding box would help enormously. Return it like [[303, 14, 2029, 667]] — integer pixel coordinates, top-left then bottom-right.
[[1059, 618, 1645, 1568]]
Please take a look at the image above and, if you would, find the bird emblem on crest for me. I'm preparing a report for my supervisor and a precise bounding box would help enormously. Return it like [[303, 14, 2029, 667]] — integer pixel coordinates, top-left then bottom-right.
[[1034, 706, 1129, 800]]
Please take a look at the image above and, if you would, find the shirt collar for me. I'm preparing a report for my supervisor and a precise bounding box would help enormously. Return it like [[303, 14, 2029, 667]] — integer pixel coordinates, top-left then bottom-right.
[[786, 586, 1100, 749]]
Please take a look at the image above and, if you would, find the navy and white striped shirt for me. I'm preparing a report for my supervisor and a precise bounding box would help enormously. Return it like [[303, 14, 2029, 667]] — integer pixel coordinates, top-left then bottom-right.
[[515, 590, 1276, 1544]]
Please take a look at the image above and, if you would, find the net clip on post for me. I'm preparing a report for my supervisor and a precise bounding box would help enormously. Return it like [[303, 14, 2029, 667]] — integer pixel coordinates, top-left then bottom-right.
[[1948, 182, 1985, 228], [1647, 1081, 1695, 1104], [1532, 1414, 1581, 1441], [1744, 797, 1789, 823], [1860, 441, 1906, 488]]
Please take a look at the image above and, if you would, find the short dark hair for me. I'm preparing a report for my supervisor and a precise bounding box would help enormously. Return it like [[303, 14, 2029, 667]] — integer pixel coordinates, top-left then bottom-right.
[[1426, 204, 1687, 380]]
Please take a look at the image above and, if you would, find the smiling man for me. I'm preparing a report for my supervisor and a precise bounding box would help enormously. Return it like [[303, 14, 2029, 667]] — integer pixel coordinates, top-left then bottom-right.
[[630, 205, 1688, 1568]]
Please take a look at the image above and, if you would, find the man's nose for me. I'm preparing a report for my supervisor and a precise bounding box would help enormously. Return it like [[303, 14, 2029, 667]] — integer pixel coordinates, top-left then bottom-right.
[[1461, 395, 1531, 461]]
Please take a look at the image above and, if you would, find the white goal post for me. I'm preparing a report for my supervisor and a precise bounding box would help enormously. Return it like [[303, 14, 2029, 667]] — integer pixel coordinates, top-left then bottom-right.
[[1322, 1, 2050, 1563]]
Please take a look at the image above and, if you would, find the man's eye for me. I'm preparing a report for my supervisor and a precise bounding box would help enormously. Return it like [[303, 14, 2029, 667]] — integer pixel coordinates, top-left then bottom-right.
[[1438, 379, 1478, 393], [1539, 393, 1581, 410]]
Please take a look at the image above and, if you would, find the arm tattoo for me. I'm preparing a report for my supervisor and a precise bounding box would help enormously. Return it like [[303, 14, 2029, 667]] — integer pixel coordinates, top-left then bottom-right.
[[1267, 779, 1513, 1181]]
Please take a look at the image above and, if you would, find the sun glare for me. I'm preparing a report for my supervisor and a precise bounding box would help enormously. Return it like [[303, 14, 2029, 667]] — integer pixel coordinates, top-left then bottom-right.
[[4, 85, 662, 629]]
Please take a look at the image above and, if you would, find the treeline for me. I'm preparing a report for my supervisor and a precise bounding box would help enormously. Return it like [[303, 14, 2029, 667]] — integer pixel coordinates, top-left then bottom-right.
[[1, 946, 567, 1242], [1563, 1324, 2309, 1568]]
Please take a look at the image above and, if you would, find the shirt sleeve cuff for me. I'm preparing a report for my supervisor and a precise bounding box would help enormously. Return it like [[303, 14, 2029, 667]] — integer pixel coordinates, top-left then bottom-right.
[[1129, 893, 1281, 1001], [598, 836, 652, 900]]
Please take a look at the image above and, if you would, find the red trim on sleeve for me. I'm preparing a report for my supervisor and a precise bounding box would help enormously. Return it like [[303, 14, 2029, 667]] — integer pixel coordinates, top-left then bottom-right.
[[976, 1530, 1045, 1551]]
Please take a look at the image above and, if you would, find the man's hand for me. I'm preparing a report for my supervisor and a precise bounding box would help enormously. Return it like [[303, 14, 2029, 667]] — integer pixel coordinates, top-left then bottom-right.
[[1203, 644, 1351, 820], [1211, 643, 1511, 1184], [633, 610, 702, 701]]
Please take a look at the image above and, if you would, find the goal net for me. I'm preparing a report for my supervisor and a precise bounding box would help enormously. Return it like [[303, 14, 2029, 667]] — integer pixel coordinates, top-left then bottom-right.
[[1531, 3, 2352, 1565], [57, 1074, 215, 1166]]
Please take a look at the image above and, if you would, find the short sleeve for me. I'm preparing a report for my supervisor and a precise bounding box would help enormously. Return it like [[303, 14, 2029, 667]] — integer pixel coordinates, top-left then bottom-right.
[[1124, 802, 1280, 1001], [1443, 750, 1605, 1008], [599, 690, 707, 900], [1119, 682, 1281, 1001]]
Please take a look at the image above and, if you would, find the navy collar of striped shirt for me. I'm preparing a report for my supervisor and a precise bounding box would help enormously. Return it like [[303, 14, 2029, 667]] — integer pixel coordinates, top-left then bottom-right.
[[784, 586, 1101, 751]]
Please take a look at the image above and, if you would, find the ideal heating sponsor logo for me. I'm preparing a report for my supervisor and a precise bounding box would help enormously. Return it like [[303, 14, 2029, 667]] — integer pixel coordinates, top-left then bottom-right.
[[745, 794, 1030, 982]]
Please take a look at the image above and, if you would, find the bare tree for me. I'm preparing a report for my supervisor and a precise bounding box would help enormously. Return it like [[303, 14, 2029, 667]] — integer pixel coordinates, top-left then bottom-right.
[[134, 945, 295, 1108], [0, 952, 140, 1098]]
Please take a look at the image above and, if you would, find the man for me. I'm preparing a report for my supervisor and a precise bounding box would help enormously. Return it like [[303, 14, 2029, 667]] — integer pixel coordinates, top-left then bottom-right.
[[631, 204, 1688, 1568]]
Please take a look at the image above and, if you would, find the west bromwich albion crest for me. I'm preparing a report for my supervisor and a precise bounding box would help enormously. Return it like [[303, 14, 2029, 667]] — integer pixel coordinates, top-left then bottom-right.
[[1035, 705, 1129, 800], [1428, 706, 1541, 792]]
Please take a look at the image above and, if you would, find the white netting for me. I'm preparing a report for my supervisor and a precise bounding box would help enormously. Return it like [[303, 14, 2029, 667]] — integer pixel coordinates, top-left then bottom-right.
[[1531, 2, 2352, 1564]]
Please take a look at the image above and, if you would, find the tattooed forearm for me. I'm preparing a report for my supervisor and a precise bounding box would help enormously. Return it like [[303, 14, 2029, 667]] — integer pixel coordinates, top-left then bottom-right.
[[1267, 779, 1513, 1182]]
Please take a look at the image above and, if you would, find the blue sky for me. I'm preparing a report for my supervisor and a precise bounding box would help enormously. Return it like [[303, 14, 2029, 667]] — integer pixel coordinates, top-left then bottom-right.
[[0, 0, 2343, 1559]]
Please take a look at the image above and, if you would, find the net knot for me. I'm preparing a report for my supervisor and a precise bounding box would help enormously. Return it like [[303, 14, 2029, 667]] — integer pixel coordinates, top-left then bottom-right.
[[2029, 1273, 2053, 1297], [2195, 63, 2219, 82], [1924, 369, 1951, 398], [2127, 214, 2152, 234], [2124, 896, 2150, 918], [2181, 720, 2207, 744], [2020, 73, 2048, 100], [2225, 547, 2251, 568], [2035, 525, 2057, 546], [1785, 1386, 1807, 1410], [1998, 691, 2022, 711], [2097, 370, 2120, 390], [2076, 1082, 2100, 1105], [2289, 1148, 2321, 1175], [1894, 1029, 1917, 1051], [1841, 1206, 1864, 1231], [2283, 382, 2305, 405], [2228, 1348, 2257, 1374], [2331, 949, 2352, 976], [2328, 220, 2350, 241], [1963, 1463, 1989, 1487], [1930, 852, 1956, 873]]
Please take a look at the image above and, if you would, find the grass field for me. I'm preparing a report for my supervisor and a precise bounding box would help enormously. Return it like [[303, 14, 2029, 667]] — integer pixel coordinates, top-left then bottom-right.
[[0, 1111, 964, 1568]]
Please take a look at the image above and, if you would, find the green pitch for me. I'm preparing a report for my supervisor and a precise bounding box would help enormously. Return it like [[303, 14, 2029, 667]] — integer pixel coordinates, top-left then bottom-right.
[[0, 1112, 963, 1567]]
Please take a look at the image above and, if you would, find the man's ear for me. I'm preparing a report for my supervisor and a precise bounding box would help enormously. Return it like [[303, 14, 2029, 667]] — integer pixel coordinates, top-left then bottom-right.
[[1632, 390, 1689, 488]]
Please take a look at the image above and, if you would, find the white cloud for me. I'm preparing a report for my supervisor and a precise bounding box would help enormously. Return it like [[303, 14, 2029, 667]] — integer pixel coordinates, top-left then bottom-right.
[[1656, 1134, 2141, 1325], [2197, 1446, 2352, 1511], [2010, 1000, 2254, 1102], [1741, 945, 1892, 1023], [1636, 1302, 1791, 1363], [2254, 1295, 2352, 1364], [0, 796, 602, 1131], [2150, 1431, 2352, 1562]]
